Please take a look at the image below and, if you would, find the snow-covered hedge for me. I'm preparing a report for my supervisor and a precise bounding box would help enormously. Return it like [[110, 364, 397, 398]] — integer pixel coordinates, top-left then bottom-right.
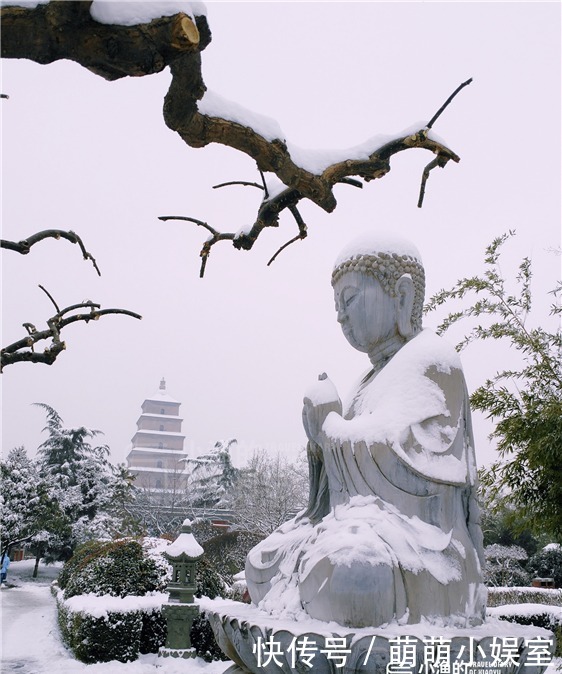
[[487, 604, 562, 657], [54, 585, 167, 663], [487, 586, 562, 607]]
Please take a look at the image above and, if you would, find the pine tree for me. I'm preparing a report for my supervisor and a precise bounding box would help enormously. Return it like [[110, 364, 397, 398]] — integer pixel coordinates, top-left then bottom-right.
[[0, 446, 67, 575], [186, 439, 239, 508], [33, 403, 138, 563]]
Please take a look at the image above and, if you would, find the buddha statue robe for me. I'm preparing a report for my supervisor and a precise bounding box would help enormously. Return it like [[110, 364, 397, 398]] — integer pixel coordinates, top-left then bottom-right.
[[245, 328, 486, 628]]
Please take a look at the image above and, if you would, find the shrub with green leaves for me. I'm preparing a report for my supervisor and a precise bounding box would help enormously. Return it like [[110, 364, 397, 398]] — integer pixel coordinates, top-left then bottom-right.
[[527, 545, 562, 588], [57, 599, 143, 664], [190, 611, 229, 663], [426, 232, 562, 538], [60, 539, 166, 598], [56, 538, 168, 663], [195, 555, 227, 600], [487, 586, 562, 607], [202, 530, 263, 585]]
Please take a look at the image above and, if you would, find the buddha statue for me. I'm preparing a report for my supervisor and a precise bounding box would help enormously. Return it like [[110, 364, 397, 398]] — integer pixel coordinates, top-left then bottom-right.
[[245, 233, 487, 629]]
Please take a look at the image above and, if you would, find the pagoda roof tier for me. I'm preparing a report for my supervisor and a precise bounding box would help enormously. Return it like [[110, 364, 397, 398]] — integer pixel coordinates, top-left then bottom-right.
[[137, 413, 184, 421], [132, 429, 186, 438], [144, 391, 180, 404], [127, 447, 188, 456]]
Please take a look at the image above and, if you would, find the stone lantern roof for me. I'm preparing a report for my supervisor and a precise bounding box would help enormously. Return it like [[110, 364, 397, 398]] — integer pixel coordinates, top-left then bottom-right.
[[164, 519, 204, 561]]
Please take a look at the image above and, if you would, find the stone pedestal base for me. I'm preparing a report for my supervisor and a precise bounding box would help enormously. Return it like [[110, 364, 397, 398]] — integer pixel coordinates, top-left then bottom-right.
[[160, 602, 199, 653], [201, 599, 555, 674]]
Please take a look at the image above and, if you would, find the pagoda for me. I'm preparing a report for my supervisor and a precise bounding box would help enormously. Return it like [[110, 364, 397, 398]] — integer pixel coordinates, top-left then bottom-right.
[[126, 378, 188, 491]]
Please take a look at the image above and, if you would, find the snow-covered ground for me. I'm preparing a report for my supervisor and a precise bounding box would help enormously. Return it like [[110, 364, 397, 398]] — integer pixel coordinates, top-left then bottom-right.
[[1, 559, 559, 674], [1, 559, 229, 673]]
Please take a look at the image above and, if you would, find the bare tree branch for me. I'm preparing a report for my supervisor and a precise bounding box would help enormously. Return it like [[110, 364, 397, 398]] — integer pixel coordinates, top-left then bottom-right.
[[213, 181, 265, 191], [417, 154, 450, 208], [158, 215, 236, 277], [427, 77, 473, 130], [1, 291, 142, 371], [267, 206, 308, 266], [1, 4, 472, 276], [1, 229, 101, 275], [38, 284, 60, 313]]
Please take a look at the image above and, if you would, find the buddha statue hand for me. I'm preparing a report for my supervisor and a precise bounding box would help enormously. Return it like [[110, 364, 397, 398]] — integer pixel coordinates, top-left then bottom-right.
[[302, 372, 342, 445]]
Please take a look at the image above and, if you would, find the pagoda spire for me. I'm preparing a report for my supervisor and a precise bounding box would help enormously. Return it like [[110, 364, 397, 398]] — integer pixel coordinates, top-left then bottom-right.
[[160, 377, 166, 391]]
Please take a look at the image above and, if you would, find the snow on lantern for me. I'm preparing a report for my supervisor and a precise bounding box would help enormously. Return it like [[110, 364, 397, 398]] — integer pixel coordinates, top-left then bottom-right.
[[163, 518, 203, 604], [159, 519, 204, 659]]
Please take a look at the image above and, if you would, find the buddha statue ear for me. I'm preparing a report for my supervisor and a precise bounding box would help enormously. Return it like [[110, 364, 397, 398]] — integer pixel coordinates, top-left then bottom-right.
[[394, 275, 415, 338]]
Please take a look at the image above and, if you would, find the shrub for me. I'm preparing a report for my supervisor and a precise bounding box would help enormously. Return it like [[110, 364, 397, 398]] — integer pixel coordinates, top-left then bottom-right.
[[190, 611, 229, 662], [195, 556, 227, 600], [202, 530, 263, 585], [61, 539, 165, 598], [57, 535, 230, 663], [56, 538, 168, 663], [191, 548, 231, 661], [139, 608, 166, 654], [527, 545, 562, 588], [487, 586, 562, 607], [487, 604, 562, 657], [56, 596, 143, 663], [57, 539, 103, 591], [484, 544, 530, 587]]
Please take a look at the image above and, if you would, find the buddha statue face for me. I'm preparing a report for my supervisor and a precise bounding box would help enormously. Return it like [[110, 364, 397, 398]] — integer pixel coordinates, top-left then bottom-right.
[[333, 269, 415, 354]]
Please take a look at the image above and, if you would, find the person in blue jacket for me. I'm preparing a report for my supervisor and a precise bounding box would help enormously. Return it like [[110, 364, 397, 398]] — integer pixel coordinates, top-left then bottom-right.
[[1, 552, 11, 584]]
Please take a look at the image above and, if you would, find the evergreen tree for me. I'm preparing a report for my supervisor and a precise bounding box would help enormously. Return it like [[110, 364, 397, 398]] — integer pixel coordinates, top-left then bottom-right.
[[1, 447, 41, 553], [33, 403, 138, 563], [186, 439, 239, 508], [0, 446, 67, 575], [426, 233, 562, 538]]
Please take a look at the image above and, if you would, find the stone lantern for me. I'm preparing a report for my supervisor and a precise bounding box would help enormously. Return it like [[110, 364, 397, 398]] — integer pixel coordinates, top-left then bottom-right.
[[159, 519, 204, 659]]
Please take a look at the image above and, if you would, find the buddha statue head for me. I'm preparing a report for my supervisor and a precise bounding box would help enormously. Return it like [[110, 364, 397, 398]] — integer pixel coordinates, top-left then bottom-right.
[[331, 233, 425, 357]]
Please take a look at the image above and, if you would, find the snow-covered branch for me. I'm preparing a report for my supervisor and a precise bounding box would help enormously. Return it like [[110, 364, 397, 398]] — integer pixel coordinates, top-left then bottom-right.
[[1, 2, 471, 277], [0, 1, 204, 80]]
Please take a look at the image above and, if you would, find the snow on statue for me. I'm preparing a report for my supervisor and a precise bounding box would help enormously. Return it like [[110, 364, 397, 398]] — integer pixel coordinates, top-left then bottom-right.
[[245, 232, 487, 628]]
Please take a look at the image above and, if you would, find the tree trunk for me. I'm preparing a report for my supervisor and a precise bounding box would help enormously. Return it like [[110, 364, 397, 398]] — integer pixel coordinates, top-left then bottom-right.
[[32, 550, 41, 578]]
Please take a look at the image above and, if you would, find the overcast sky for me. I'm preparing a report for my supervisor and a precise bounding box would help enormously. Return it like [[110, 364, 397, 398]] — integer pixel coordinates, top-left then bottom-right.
[[2, 2, 560, 470]]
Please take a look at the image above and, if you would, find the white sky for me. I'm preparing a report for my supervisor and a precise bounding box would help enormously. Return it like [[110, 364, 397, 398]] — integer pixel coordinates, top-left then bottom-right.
[[1, 2, 560, 470]]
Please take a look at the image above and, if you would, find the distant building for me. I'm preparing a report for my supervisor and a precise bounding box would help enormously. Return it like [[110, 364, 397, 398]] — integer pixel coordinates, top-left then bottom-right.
[[126, 378, 188, 491]]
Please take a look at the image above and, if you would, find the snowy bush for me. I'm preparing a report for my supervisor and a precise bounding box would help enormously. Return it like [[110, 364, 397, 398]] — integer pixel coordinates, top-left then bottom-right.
[[202, 530, 263, 585], [190, 611, 229, 663], [194, 555, 229, 600], [487, 586, 562, 607], [59, 539, 166, 598], [139, 607, 167, 654], [484, 544, 530, 587], [56, 538, 168, 663], [55, 586, 169, 663], [57, 598, 143, 664], [527, 544, 562, 588], [487, 604, 562, 656]]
